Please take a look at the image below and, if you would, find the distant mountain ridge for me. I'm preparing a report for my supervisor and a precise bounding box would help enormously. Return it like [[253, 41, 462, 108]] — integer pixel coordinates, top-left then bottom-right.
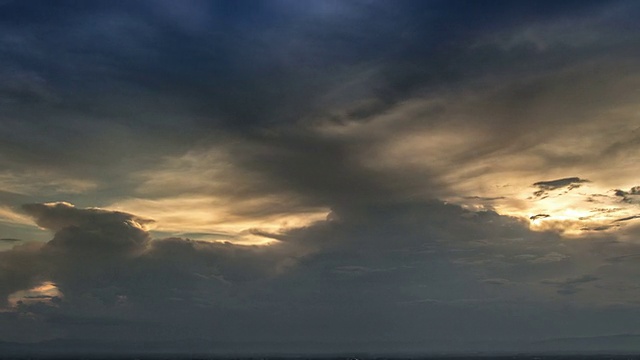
[[2, 334, 640, 356], [530, 333, 640, 353]]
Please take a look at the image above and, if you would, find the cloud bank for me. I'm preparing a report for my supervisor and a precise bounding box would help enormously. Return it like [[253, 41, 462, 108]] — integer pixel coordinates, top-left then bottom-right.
[[1, 201, 640, 351]]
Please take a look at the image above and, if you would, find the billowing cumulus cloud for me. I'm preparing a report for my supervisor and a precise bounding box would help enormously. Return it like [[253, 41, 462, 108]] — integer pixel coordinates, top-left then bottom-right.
[[22, 202, 154, 233], [1, 201, 640, 351], [0, 203, 303, 341]]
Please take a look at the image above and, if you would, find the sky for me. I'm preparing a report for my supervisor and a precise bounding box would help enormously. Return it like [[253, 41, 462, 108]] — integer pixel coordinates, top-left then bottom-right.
[[1, 0, 640, 354]]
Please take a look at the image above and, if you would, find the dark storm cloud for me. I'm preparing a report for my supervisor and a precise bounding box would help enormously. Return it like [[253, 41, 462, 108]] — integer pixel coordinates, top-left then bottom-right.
[[3, 201, 640, 348], [2, 201, 531, 345], [0, 0, 631, 140], [230, 131, 439, 208], [0, 203, 569, 336], [0, 204, 294, 333], [0, 241, 44, 307], [0, 0, 637, 209]]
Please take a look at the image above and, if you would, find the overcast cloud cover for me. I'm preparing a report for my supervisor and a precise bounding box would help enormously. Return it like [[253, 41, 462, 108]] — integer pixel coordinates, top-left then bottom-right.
[[1, 0, 640, 354]]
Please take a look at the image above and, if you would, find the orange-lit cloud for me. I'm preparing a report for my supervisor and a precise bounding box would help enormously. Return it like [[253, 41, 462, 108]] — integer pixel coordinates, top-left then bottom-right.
[[312, 68, 640, 237], [8, 281, 62, 307], [110, 149, 330, 244], [0, 170, 96, 196]]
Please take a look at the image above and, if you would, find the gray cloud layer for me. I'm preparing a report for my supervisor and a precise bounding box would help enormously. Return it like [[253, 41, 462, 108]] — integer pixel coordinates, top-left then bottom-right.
[[2, 201, 640, 351]]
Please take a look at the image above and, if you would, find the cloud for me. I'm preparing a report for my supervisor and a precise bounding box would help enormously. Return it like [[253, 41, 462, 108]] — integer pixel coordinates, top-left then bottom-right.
[[0, 170, 96, 196], [530, 213, 550, 221], [614, 186, 640, 204], [0, 201, 535, 339], [0, 241, 44, 308], [108, 148, 330, 243], [21, 202, 154, 233], [613, 215, 640, 223], [0, 203, 311, 341], [1, 0, 640, 351], [532, 177, 590, 198], [2, 200, 640, 347], [0, 0, 638, 246]]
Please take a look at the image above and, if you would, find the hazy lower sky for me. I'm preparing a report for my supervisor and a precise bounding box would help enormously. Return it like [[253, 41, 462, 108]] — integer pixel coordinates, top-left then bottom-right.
[[1, 0, 640, 353]]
